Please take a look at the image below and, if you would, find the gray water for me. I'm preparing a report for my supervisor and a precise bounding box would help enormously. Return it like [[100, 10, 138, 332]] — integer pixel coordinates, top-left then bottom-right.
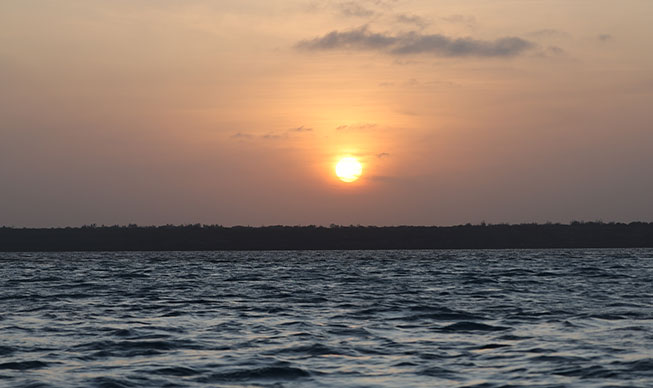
[[1, 249, 652, 388]]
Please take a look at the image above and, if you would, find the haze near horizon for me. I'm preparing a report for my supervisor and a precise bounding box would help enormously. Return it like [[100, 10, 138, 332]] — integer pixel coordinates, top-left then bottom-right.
[[1, 0, 652, 227]]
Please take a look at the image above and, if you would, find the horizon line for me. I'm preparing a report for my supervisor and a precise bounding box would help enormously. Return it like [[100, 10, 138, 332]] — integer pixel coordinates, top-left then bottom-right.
[[3, 220, 652, 229]]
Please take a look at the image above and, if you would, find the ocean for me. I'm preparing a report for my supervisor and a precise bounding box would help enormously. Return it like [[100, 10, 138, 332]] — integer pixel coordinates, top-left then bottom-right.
[[1, 249, 652, 387]]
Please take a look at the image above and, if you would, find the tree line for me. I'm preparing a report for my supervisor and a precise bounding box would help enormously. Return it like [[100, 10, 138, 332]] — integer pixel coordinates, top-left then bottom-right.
[[1, 222, 653, 251]]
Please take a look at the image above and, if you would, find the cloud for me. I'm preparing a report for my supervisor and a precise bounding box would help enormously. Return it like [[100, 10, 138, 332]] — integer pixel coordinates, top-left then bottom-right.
[[441, 14, 476, 27], [262, 133, 287, 140], [528, 29, 569, 38], [391, 34, 533, 57], [395, 14, 429, 28], [545, 46, 565, 55], [598, 34, 612, 42], [337, 1, 375, 17], [405, 78, 419, 87], [376, 152, 390, 158], [393, 58, 421, 65], [298, 26, 394, 51], [231, 132, 253, 139], [336, 122, 377, 130], [261, 125, 313, 140], [296, 26, 534, 57], [289, 125, 313, 132], [403, 78, 459, 88]]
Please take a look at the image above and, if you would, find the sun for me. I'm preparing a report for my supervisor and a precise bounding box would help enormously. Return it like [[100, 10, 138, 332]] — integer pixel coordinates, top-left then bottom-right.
[[335, 156, 363, 182]]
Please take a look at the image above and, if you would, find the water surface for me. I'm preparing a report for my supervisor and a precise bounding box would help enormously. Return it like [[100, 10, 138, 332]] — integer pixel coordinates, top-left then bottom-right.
[[1, 249, 652, 387]]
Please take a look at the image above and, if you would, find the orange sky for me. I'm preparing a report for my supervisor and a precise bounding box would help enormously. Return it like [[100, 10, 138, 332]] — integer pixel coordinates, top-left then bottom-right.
[[1, 0, 652, 226]]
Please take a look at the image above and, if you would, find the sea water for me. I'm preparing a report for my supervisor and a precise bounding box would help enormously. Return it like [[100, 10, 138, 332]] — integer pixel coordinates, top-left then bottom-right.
[[1, 249, 652, 387]]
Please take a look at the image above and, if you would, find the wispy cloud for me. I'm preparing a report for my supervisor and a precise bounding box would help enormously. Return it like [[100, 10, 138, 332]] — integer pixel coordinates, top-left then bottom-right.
[[296, 26, 534, 57], [598, 34, 612, 42], [545, 46, 565, 55], [231, 132, 253, 139], [305, 0, 387, 18], [403, 78, 459, 88], [395, 14, 429, 29], [376, 152, 390, 158], [289, 125, 313, 132], [261, 133, 287, 140], [528, 29, 569, 38], [261, 125, 313, 140], [336, 122, 377, 130], [337, 1, 375, 17], [441, 14, 476, 27]]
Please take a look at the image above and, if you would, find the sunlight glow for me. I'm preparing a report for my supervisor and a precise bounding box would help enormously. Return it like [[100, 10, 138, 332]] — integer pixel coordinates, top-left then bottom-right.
[[335, 157, 363, 182]]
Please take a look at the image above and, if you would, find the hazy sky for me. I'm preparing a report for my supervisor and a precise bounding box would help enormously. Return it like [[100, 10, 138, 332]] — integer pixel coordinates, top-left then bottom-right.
[[2, 0, 652, 227]]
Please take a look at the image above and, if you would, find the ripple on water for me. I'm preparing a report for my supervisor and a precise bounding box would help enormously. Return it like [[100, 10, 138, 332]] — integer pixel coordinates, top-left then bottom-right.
[[438, 322, 510, 332], [196, 364, 311, 383], [0, 361, 50, 371], [0, 249, 652, 387]]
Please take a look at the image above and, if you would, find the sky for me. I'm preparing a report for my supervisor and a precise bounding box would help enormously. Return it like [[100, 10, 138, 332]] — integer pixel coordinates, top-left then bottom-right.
[[1, 0, 652, 227]]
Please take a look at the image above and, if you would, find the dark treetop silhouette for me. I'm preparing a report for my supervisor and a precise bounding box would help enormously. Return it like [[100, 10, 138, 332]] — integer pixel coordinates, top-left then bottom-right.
[[1, 222, 653, 251]]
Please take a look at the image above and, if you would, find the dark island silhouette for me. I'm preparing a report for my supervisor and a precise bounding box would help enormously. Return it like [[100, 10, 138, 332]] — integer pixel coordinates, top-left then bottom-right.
[[1, 221, 653, 251]]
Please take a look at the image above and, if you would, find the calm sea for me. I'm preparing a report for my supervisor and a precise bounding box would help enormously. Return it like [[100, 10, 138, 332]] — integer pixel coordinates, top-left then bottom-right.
[[1, 250, 652, 387]]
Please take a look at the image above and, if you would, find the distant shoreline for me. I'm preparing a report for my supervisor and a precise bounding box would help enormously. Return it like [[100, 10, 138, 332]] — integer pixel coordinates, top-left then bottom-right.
[[1, 222, 653, 252]]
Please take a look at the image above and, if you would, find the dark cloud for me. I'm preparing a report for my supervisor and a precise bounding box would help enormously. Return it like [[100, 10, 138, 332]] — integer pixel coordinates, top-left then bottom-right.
[[298, 27, 394, 51], [376, 152, 390, 158], [290, 125, 313, 132], [391, 33, 533, 56], [296, 26, 534, 57]]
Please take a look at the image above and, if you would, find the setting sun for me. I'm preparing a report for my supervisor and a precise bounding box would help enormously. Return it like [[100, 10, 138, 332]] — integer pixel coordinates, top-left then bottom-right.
[[335, 157, 363, 183]]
